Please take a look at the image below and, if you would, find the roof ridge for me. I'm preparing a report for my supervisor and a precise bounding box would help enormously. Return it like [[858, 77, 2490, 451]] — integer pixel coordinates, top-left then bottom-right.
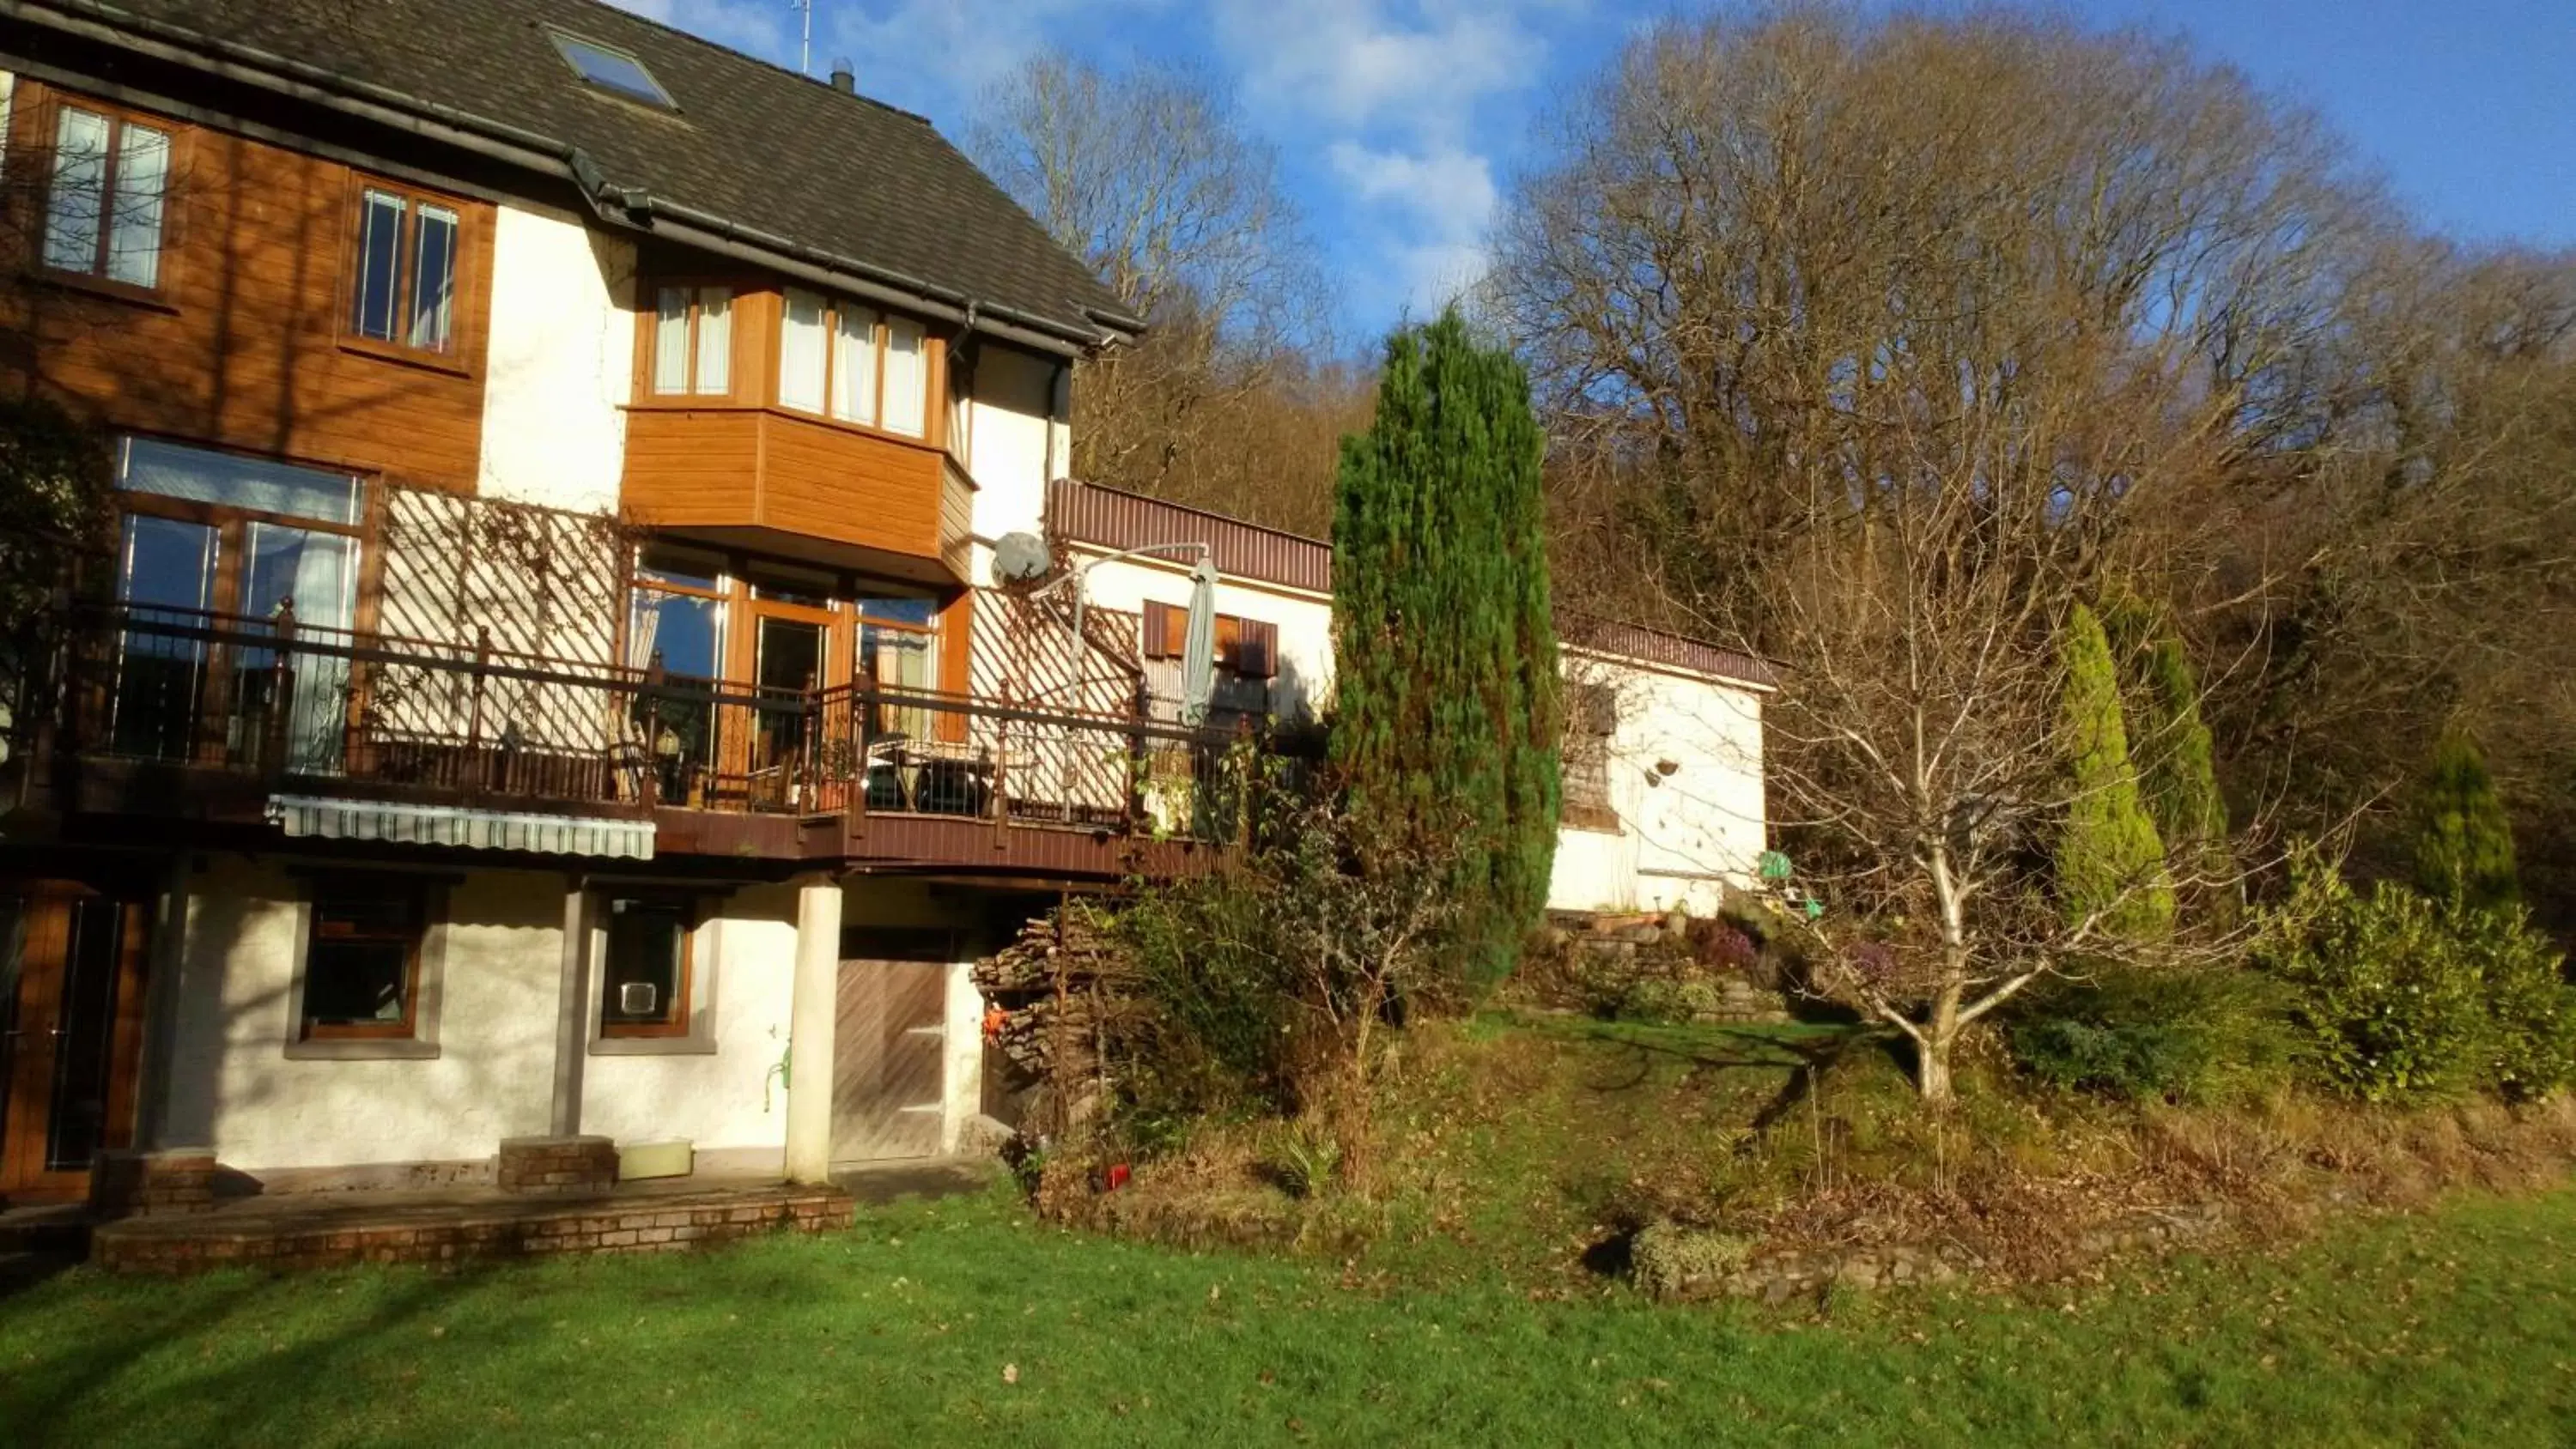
[[550, 0, 933, 126]]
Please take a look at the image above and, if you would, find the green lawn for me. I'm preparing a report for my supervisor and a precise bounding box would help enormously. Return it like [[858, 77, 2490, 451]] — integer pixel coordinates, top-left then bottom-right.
[[8, 1182, 2576, 1447]]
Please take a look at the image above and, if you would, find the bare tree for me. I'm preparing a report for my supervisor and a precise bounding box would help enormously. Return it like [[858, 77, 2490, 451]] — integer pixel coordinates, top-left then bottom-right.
[[969, 52, 1348, 530], [1494, 7, 2381, 1099]]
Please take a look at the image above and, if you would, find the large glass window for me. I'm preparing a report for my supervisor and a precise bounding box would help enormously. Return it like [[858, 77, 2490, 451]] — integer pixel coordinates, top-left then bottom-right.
[[652, 286, 732, 395], [348, 185, 460, 354], [43, 105, 172, 288], [300, 881, 427, 1039], [629, 551, 725, 803], [118, 437, 365, 525]]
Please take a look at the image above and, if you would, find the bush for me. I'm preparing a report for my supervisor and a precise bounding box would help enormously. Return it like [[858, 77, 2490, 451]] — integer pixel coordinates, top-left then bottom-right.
[[2006, 967, 2301, 1104], [2255, 867, 2576, 1103]]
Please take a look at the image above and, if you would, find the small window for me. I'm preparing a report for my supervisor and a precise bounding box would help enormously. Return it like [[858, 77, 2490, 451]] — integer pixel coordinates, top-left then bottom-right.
[[43, 105, 173, 288], [599, 896, 695, 1037], [883, 317, 927, 436], [550, 32, 676, 110], [1141, 604, 1277, 681], [652, 285, 733, 396], [301, 881, 428, 1039], [349, 186, 461, 354], [1563, 681, 1619, 831], [780, 287, 829, 413]]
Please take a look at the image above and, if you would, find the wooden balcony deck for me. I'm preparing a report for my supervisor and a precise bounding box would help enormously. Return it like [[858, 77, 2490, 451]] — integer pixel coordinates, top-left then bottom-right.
[[6, 607, 1293, 882]]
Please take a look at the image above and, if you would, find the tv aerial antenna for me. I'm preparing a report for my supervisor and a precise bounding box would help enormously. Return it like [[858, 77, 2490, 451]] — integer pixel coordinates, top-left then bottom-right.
[[788, 0, 815, 76]]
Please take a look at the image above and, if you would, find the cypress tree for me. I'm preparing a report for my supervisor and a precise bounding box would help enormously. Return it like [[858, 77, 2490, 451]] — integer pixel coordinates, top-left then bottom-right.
[[2099, 594, 2231, 902], [2056, 602, 2175, 940], [2413, 729, 2520, 913], [1329, 310, 1560, 993]]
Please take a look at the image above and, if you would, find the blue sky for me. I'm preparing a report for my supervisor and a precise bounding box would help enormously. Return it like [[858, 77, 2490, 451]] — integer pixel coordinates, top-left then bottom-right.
[[612, 1, 2576, 343]]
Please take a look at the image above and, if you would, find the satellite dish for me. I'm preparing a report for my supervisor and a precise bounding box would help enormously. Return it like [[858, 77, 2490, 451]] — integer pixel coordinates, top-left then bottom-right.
[[993, 530, 1054, 585]]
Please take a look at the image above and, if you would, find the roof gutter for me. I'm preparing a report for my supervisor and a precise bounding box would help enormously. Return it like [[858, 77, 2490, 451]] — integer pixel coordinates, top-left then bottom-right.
[[0, 0, 1142, 356]]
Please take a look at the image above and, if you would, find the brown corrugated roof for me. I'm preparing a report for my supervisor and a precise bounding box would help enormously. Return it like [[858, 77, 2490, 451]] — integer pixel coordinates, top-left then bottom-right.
[[1044, 481, 1775, 689]]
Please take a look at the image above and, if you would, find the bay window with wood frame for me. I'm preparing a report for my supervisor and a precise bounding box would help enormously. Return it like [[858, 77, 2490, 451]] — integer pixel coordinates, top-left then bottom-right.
[[775, 286, 928, 437], [648, 282, 737, 397]]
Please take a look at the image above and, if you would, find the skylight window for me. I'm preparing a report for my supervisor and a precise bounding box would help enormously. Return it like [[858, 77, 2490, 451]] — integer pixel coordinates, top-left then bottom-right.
[[550, 32, 676, 110]]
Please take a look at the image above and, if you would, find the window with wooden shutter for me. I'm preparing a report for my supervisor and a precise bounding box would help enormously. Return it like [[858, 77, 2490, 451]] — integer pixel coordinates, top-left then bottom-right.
[[1230, 619, 1279, 680], [1140, 600, 1184, 659]]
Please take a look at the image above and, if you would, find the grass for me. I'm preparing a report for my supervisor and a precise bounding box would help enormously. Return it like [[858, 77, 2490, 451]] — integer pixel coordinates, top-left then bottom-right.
[[8, 1181, 2576, 1446]]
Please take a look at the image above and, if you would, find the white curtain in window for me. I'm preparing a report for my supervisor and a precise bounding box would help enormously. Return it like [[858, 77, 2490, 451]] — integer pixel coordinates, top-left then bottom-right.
[[832, 305, 878, 424], [779, 288, 828, 413], [245, 524, 356, 775], [882, 317, 926, 436], [693, 287, 732, 394], [44, 107, 109, 273], [106, 124, 169, 288], [653, 287, 690, 393]]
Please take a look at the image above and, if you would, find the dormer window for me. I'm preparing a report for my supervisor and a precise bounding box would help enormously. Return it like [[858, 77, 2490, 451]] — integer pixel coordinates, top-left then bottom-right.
[[550, 32, 676, 110]]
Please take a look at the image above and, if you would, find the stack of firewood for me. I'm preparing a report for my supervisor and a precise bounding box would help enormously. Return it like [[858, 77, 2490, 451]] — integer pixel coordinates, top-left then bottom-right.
[[972, 906, 1132, 1102]]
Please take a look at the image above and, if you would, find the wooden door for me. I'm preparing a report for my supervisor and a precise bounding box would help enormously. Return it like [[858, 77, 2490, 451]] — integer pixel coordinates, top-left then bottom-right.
[[0, 889, 149, 1202], [830, 958, 948, 1163]]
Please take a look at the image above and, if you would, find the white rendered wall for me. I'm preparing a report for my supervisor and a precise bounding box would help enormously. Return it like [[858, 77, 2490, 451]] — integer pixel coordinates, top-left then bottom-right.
[[579, 882, 799, 1161], [476, 204, 636, 512], [966, 344, 1061, 557], [1066, 549, 1339, 724], [159, 858, 560, 1170], [1547, 651, 1770, 915]]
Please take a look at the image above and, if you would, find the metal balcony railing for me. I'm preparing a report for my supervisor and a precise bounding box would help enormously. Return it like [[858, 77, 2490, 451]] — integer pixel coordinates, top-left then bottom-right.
[[5, 604, 1297, 849]]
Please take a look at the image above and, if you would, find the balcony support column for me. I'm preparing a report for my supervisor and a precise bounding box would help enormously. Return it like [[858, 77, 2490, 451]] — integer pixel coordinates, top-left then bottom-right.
[[549, 877, 590, 1137], [783, 870, 844, 1185]]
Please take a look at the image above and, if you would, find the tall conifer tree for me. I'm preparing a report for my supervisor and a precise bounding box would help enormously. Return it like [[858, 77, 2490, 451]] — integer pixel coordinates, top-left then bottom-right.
[[2056, 603, 2175, 939], [1329, 310, 1560, 992], [2413, 729, 2521, 913]]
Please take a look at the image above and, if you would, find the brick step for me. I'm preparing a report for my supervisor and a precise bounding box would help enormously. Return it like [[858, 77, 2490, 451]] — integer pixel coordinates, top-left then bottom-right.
[[92, 1183, 854, 1274]]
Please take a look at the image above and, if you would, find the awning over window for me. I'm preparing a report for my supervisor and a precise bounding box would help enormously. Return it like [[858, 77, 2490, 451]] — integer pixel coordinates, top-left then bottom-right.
[[266, 795, 655, 860]]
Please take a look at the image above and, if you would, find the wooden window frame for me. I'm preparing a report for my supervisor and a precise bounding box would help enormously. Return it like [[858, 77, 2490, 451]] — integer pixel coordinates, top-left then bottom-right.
[[641, 279, 740, 400], [597, 893, 698, 1040], [294, 877, 431, 1044], [770, 289, 937, 440], [27, 92, 186, 305], [337, 173, 473, 372]]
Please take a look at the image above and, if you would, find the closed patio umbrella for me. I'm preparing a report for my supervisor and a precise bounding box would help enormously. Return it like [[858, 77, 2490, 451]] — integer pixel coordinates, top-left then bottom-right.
[[1180, 558, 1219, 725]]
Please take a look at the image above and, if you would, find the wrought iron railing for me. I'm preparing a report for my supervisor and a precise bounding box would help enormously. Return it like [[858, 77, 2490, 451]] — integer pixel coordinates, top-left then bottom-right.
[[9, 604, 1297, 847]]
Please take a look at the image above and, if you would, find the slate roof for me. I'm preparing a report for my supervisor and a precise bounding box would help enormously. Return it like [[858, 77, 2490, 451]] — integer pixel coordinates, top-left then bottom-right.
[[13, 0, 1140, 349]]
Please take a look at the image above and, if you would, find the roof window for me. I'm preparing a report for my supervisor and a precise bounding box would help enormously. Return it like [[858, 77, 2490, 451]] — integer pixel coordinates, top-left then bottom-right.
[[550, 31, 676, 110]]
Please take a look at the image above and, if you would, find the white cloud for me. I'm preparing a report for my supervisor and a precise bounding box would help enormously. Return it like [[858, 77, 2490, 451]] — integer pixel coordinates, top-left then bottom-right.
[[1211, 0, 1547, 134], [1392, 239, 1491, 317], [1327, 141, 1497, 232], [601, 0, 789, 62], [822, 0, 1174, 112]]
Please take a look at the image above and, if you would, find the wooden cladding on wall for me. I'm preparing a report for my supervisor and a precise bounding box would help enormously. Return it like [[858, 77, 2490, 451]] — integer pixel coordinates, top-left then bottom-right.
[[0, 82, 493, 493], [623, 406, 960, 571]]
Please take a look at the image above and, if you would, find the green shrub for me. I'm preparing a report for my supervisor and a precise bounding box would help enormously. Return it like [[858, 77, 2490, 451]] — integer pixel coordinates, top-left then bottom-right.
[[1620, 975, 1725, 1025], [2254, 867, 2576, 1103], [2460, 906, 2576, 1101], [2005, 967, 2300, 1103]]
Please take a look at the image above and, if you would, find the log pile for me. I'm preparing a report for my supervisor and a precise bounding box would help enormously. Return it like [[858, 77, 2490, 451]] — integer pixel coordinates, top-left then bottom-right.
[[972, 906, 1133, 1124]]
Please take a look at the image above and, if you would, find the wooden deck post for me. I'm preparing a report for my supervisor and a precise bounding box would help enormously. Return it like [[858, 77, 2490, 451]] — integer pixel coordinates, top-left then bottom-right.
[[783, 871, 843, 1184]]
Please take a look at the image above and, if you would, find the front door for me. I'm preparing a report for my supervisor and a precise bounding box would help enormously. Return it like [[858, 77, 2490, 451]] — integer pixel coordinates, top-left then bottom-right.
[[0, 888, 149, 1202], [830, 956, 948, 1163]]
